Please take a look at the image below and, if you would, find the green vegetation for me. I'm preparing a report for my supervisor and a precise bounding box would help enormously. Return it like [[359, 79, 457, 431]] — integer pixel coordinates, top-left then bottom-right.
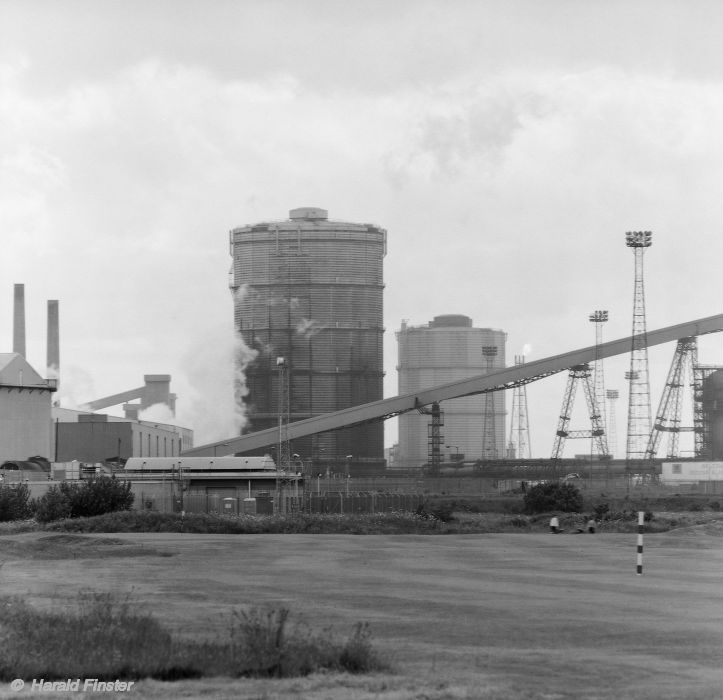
[[0, 591, 388, 682], [523, 482, 583, 514], [36, 508, 723, 535], [0, 483, 33, 522], [34, 477, 134, 523], [44, 509, 446, 534]]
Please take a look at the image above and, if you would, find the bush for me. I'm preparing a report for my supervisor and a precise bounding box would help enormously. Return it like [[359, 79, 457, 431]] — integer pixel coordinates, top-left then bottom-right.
[[34, 477, 134, 523], [593, 503, 610, 520], [34, 485, 72, 523], [230, 606, 388, 677], [0, 483, 34, 521], [415, 501, 454, 522], [523, 482, 583, 514]]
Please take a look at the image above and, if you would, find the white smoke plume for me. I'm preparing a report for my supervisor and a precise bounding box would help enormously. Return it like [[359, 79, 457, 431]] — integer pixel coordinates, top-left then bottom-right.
[[138, 402, 175, 425], [54, 364, 96, 409], [173, 322, 258, 445]]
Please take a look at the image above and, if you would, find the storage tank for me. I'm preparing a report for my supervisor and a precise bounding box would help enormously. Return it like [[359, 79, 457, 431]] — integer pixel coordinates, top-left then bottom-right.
[[396, 315, 507, 470], [229, 208, 386, 472], [702, 369, 723, 460]]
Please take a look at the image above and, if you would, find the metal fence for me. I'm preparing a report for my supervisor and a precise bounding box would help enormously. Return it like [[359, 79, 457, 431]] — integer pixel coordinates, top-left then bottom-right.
[[303, 492, 424, 514]]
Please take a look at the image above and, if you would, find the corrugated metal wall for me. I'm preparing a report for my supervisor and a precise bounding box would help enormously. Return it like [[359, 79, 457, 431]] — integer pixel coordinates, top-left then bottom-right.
[[396, 322, 507, 469], [230, 212, 386, 466]]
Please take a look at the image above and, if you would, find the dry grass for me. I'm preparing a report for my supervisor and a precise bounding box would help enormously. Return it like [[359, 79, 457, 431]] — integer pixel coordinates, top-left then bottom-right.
[[0, 591, 388, 684]]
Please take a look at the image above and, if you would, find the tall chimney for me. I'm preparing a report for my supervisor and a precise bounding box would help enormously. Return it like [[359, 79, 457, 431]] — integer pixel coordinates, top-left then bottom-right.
[[47, 300, 59, 382], [13, 283, 26, 357]]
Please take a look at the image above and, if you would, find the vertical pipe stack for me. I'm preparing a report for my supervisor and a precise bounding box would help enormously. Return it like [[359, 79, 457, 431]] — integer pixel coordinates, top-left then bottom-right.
[[13, 283, 26, 357], [47, 300, 60, 382]]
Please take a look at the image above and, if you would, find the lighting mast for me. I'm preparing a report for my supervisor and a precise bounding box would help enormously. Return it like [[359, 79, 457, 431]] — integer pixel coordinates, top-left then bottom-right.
[[625, 231, 653, 464], [589, 310, 609, 456]]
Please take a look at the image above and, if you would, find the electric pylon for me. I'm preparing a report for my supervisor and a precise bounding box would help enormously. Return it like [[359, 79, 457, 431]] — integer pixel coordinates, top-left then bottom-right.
[[551, 363, 609, 460], [625, 231, 653, 463], [589, 310, 609, 442], [481, 346, 499, 460], [646, 336, 698, 459], [508, 355, 531, 459], [605, 389, 620, 459]]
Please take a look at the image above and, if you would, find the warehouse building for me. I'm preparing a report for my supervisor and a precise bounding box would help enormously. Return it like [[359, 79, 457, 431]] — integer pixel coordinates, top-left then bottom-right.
[[229, 207, 386, 474], [53, 409, 193, 464]]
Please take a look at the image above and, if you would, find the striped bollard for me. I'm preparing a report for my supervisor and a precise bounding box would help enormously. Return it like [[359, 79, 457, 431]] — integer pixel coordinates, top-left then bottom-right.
[[636, 511, 644, 575]]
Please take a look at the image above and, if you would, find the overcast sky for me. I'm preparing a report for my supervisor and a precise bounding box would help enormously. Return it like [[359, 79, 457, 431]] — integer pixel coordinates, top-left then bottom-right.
[[2, 0, 723, 456]]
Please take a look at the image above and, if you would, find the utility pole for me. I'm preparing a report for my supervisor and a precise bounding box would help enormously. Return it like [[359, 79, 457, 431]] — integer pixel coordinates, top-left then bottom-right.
[[275, 356, 292, 513], [481, 346, 499, 461]]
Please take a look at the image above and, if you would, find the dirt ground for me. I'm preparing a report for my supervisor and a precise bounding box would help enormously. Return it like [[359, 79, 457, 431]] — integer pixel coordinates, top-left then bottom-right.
[[1, 527, 722, 699]]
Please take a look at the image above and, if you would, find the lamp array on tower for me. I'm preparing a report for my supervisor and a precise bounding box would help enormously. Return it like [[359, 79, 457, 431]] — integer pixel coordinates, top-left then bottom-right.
[[625, 231, 653, 463]]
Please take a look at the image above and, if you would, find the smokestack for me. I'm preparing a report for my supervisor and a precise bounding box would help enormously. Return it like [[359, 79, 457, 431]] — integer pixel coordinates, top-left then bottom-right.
[[13, 283, 25, 357], [47, 300, 59, 382]]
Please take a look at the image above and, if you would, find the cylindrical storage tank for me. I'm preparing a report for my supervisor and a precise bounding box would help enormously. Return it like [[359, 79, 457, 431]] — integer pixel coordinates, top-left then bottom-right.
[[702, 369, 723, 460], [229, 208, 386, 471], [396, 315, 507, 470]]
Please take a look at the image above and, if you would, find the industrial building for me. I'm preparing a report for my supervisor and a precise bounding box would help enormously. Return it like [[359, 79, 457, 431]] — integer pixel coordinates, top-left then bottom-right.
[[53, 409, 192, 463], [229, 207, 386, 474], [0, 353, 56, 464], [395, 315, 506, 470], [122, 456, 286, 514], [0, 283, 192, 471]]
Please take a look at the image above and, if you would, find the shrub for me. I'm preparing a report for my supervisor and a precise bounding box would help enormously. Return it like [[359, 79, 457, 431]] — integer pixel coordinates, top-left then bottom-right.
[[34, 477, 134, 523], [523, 482, 583, 514], [230, 606, 389, 677], [415, 501, 454, 522], [34, 485, 72, 523], [0, 483, 34, 521], [593, 502, 610, 520]]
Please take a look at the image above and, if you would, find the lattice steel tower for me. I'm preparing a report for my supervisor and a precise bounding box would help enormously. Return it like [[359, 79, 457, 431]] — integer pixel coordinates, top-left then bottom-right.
[[508, 355, 531, 459], [606, 389, 620, 459], [589, 310, 609, 441], [645, 337, 698, 460], [481, 346, 499, 460], [625, 231, 653, 462]]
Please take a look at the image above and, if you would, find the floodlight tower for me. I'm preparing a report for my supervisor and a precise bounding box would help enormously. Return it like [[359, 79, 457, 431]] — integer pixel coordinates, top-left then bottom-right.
[[589, 310, 609, 444], [625, 231, 653, 463], [508, 355, 531, 459], [606, 389, 620, 459], [481, 346, 499, 460]]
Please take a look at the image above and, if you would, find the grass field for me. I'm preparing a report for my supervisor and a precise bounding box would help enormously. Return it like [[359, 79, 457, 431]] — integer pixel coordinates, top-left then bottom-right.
[[1, 524, 722, 699]]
